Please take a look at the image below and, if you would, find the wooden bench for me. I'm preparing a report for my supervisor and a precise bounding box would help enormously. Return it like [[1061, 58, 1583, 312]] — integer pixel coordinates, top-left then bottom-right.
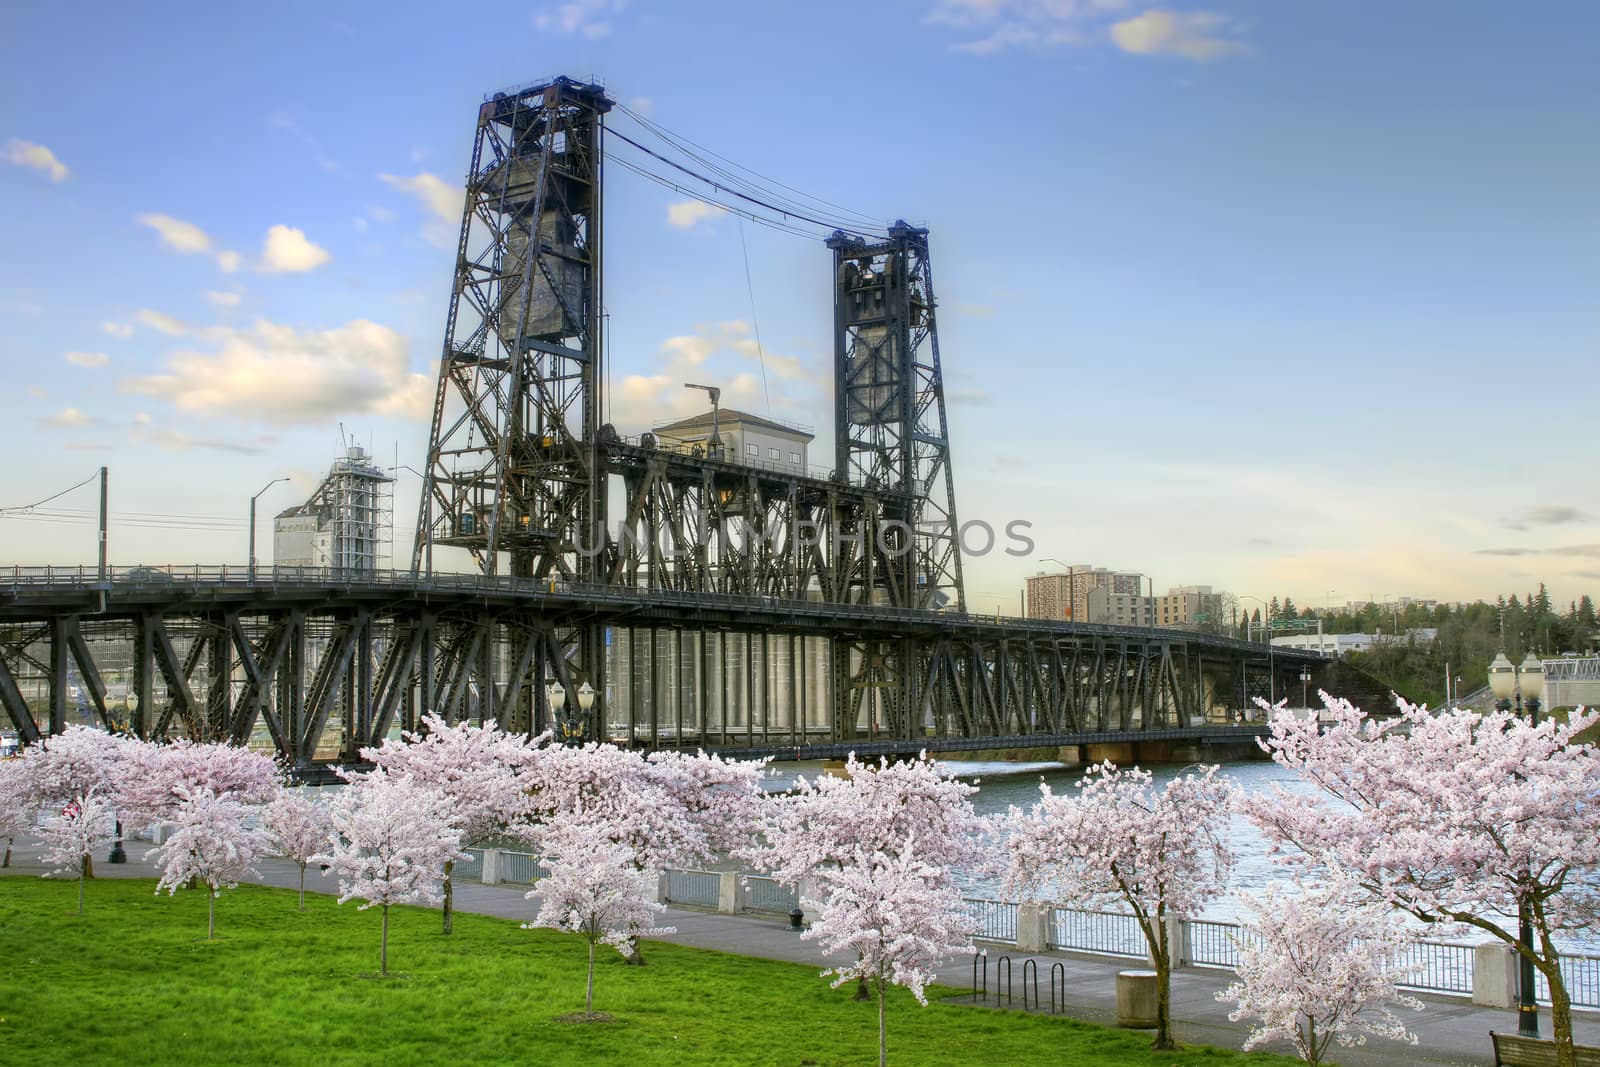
[[1491, 1030, 1600, 1067]]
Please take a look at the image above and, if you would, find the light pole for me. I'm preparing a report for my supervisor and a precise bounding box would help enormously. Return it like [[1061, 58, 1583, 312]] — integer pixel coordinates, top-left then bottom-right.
[[577, 681, 596, 742], [1240, 594, 1274, 710], [249, 477, 290, 582], [549, 681, 570, 743], [1489, 650, 1546, 1038], [1299, 668, 1311, 710]]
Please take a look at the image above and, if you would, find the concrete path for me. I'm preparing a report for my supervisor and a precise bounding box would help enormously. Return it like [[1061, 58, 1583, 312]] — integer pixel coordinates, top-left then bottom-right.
[[5, 841, 1597, 1067]]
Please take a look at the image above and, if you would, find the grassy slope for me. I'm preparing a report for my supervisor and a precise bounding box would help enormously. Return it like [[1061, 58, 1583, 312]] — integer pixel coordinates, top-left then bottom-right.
[[0, 878, 1295, 1067]]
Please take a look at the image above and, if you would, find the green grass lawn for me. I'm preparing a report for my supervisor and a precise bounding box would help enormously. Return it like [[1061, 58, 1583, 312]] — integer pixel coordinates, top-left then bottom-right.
[[0, 877, 1297, 1066]]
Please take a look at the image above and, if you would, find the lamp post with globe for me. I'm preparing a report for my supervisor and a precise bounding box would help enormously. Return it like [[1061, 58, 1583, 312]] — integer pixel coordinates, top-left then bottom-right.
[[1488, 649, 1546, 1038]]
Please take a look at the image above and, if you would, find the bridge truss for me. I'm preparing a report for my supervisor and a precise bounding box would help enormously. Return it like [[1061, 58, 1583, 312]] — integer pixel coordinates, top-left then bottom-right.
[[0, 569, 1325, 770]]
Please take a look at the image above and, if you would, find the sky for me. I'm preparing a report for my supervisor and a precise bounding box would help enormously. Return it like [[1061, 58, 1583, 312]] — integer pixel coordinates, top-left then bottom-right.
[[2, 0, 1597, 615]]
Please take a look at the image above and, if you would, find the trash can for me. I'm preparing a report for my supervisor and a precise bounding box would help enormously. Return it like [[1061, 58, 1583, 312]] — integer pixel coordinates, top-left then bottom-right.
[[1115, 970, 1158, 1028]]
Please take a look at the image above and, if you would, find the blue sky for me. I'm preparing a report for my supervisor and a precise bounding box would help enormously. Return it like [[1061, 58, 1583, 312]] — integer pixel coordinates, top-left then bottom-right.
[[2, 0, 1597, 613]]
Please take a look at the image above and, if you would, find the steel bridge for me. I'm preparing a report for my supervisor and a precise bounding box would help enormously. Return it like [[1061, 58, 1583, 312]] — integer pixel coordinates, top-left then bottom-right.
[[2, 76, 1338, 768], [0, 566, 1324, 770]]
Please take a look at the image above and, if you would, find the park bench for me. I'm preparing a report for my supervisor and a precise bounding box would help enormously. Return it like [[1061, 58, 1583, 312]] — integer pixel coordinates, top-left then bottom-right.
[[1490, 1030, 1600, 1067]]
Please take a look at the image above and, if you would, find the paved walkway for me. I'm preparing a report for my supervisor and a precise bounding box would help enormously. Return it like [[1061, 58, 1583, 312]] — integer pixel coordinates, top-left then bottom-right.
[[5, 841, 1597, 1066]]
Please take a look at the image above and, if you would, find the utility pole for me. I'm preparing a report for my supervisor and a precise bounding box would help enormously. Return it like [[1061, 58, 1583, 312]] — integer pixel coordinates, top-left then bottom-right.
[[97, 466, 108, 582]]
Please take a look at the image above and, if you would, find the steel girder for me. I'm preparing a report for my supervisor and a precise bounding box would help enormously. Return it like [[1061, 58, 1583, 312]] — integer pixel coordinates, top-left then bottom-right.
[[0, 580, 1321, 767]]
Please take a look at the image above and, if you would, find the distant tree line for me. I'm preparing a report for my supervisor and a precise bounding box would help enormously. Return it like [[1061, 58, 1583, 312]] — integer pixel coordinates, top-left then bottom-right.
[[1232, 585, 1596, 707]]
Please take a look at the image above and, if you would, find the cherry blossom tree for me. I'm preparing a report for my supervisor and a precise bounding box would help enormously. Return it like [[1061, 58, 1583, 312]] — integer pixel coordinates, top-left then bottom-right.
[[1216, 868, 1423, 1065], [518, 742, 765, 962], [39, 791, 116, 914], [262, 788, 331, 911], [0, 757, 32, 867], [15, 727, 138, 879], [1002, 762, 1235, 1051], [119, 739, 280, 832], [802, 839, 975, 1067], [523, 813, 673, 1019], [1246, 696, 1600, 1067], [151, 785, 274, 939], [361, 714, 545, 933], [315, 774, 465, 975], [745, 752, 988, 1002]]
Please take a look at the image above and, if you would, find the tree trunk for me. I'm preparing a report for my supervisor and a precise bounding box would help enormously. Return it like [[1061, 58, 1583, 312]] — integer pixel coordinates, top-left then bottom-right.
[[1152, 955, 1175, 1050], [298, 863, 306, 912], [4, 837, 11, 867], [854, 974, 871, 1001], [82, 853, 94, 880], [624, 933, 646, 966], [442, 861, 453, 935], [877, 977, 887, 1067], [1542, 959, 1577, 1067], [381, 904, 390, 976], [586, 939, 596, 1017], [77, 871, 84, 915], [208, 891, 216, 940]]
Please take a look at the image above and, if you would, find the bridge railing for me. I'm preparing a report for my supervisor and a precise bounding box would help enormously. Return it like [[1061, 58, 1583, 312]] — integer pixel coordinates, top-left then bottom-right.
[[0, 563, 1325, 659]]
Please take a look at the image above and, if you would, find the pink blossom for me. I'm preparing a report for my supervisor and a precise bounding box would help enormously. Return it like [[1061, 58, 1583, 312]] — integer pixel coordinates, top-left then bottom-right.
[[1247, 695, 1600, 1061], [314, 773, 466, 975], [38, 789, 116, 914], [523, 814, 674, 1017], [151, 784, 274, 939], [1002, 761, 1235, 1051], [262, 787, 333, 911], [120, 739, 280, 830], [1217, 868, 1423, 1065]]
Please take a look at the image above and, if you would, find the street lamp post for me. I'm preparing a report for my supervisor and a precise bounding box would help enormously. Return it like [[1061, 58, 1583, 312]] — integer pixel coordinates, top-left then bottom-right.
[[1240, 594, 1274, 710], [549, 681, 570, 743], [1489, 650, 1547, 1038], [249, 477, 290, 582], [1299, 668, 1311, 710], [577, 681, 596, 742]]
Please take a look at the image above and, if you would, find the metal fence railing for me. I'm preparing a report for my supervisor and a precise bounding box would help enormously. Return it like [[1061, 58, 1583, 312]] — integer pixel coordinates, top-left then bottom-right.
[[1186, 917, 1255, 969], [499, 850, 547, 885], [1536, 952, 1600, 1009], [1394, 939, 1474, 995], [1048, 907, 1147, 959], [454, 848, 484, 882], [743, 876, 798, 914], [663, 869, 720, 908], [965, 899, 1018, 943]]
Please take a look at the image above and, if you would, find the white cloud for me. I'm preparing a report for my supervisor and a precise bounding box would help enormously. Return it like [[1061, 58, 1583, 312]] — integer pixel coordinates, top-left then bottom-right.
[[134, 309, 190, 336], [947, 387, 993, 405], [379, 172, 460, 248], [206, 290, 242, 309], [101, 322, 135, 339], [628, 96, 655, 116], [534, 0, 622, 36], [64, 351, 109, 368], [119, 317, 431, 424], [135, 212, 241, 271], [137, 212, 212, 254], [4, 138, 70, 182], [45, 407, 93, 427], [925, 0, 1248, 59], [260, 225, 331, 273], [610, 320, 822, 432], [666, 200, 726, 229], [1109, 9, 1249, 60], [27, 386, 47, 399]]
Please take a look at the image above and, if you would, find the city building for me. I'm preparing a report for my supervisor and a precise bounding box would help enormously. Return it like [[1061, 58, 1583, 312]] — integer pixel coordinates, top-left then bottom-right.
[[1025, 566, 1143, 622], [1157, 585, 1225, 631], [1271, 627, 1438, 656], [651, 408, 812, 476], [273, 446, 393, 571], [1087, 585, 1155, 626]]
